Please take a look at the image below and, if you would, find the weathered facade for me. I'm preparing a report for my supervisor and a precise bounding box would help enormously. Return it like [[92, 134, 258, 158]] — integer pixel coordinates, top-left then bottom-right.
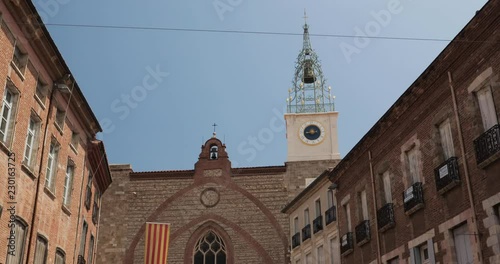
[[0, 1, 112, 263], [323, 1, 500, 263]]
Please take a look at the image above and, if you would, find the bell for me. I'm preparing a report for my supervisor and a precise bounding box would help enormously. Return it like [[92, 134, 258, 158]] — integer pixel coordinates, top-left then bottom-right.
[[210, 152, 217, 160], [303, 60, 316, 83]]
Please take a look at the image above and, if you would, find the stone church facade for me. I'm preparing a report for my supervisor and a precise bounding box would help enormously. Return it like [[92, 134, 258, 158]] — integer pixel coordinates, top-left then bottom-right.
[[96, 137, 337, 264]]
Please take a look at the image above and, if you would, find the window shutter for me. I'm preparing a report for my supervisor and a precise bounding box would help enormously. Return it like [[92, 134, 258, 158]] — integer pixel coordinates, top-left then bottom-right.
[[439, 120, 455, 159], [383, 171, 392, 203], [427, 239, 436, 264], [477, 86, 498, 130]]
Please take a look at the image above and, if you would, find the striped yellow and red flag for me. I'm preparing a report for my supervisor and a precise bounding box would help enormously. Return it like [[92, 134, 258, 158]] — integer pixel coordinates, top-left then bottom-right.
[[144, 222, 171, 264]]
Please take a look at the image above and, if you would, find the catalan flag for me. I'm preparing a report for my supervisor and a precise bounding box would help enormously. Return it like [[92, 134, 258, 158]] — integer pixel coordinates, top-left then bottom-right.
[[144, 222, 171, 264]]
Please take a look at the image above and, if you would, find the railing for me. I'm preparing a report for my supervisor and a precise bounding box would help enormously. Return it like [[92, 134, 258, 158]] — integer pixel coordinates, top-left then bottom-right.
[[313, 215, 323, 234], [85, 185, 92, 209], [340, 232, 353, 256], [403, 182, 424, 214], [302, 224, 311, 242], [355, 220, 370, 245], [287, 103, 335, 113], [434, 157, 460, 193], [77, 255, 86, 264], [92, 202, 99, 224], [292, 232, 301, 249], [325, 206, 336, 226], [377, 203, 395, 232], [473, 124, 500, 164]]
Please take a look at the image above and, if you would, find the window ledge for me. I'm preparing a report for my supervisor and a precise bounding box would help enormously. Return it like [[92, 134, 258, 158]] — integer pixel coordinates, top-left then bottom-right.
[[54, 122, 64, 135], [478, 151, 500, 169], [0, 140, 11, 155], [44, 187, 56, 200], [21, 163, 37, 179], [70, 144, 78, 155], [34, 94, 46, 110], [61, 204, 71, 216], [405, 203, 424, 216], [10, 61, 25, 81]]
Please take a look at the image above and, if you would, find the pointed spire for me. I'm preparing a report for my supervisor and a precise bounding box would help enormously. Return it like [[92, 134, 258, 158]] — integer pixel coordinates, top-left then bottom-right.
[[287, 14, 335, 114]]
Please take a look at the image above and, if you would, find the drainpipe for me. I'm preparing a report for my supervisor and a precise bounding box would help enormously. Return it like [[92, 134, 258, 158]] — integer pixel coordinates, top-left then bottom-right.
[[368, 150, 382, 264], [448, 71, 483, 263], [73, 154, 87, 264]]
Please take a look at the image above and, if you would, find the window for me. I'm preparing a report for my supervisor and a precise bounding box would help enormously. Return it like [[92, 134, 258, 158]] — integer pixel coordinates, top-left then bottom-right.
[[387, 257, 399, 264], [327, 190, 334, 208], [358, 190, 368, 221], [12, 45, 27, 73], [453, 223, 473, 264], [55, 108, 65, 130], [0, 88, 17, 144], [70, 132, 79, 152], [476, 85, 498, 130], [438, 119, 455, 160], [305, 252, 312, 264], [317, 245, 324, 264], [63, 163, 75, 206], [85, 172, 93, 209], [411, 241, 434, 264], [329, 238, 336, 264], [45, 142, 59, 192], [193, 230, 226, 264], [88, 235, 95, 264], [55, 249, 65, 264], [33, 236, 48, 264], [405, 147, 420, 184], [79, 221, 88, 255], [315, 199, 322, 218], [382, 171, 392, 204], [304, 208, 310, 225], [92, 189, 100, 224], [343, 203, 351, 231], [35, 79, 47, 104], [6, 219, 27, 264], [293, 216, 299, 234], [23, 118, 40, 167]]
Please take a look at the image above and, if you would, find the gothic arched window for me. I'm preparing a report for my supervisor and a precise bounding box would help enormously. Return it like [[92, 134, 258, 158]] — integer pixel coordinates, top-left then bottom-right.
[[193, 230, 226, 264]]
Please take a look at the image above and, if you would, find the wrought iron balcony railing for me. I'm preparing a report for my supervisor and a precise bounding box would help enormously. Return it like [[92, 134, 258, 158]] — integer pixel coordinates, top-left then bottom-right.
[[313, 215, 323, 234], [292, 232, 301, 249], [85, 185, 92, 209], [403, 182, 424, 214], [77, 255, 86, 264], [434, 157, 460, 193], [377, 203, 395, 232], [325, 206, 336, 226], [340, 232, 354, 256], [474, 124, 500, 165], [302, 224, 311, 242], [355, 220, 370, 245], [287, 103, 335, 114]]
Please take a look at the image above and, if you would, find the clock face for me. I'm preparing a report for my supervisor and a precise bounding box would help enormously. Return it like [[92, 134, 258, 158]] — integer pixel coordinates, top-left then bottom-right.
[[299, 121, 326, 145]]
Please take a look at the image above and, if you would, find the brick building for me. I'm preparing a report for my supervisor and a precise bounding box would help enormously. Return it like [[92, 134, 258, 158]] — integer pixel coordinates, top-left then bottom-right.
[[96, 20, 342, 264], [309, 1, 500, 263], [0, 1, 112, 264]]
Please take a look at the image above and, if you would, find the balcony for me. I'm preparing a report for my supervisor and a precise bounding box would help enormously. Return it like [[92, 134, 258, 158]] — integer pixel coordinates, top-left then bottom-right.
[[434, 157, 460, 194], [302, 224, 311, 242], [292, 232, 301, 249], [474, 124, 500, 166], [403, 182, 424, 215], [325, 206, 337, 226], [340, 232, 353, 256], [313, 215, 323, 234], [355, 220, 370, 245], [377, 203, 395, 232], [77, 255, 86, 264], [85, 185, 92, 209]]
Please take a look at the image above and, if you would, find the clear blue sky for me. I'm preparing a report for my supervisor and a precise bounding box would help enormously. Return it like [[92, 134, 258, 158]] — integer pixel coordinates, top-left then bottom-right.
[[33, 0, 488, 171]]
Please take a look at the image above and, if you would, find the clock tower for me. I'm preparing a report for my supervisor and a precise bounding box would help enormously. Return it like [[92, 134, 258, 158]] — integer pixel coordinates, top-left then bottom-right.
[[285, 17, 340, 161]]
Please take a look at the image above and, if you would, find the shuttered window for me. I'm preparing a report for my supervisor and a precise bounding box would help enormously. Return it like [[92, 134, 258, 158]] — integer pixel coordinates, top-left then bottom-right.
[[33, 236, 48, 264], [477, 86, 498, 130], [439, 120, 455, 160]]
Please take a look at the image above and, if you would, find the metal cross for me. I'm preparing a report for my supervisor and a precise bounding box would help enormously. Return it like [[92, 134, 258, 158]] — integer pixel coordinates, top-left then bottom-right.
[[303, 9, 308, 24], [212, 123, 218, 133]]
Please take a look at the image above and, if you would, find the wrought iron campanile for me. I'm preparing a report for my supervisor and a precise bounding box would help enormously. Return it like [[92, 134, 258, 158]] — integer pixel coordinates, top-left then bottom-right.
[[287, 13, 335, 113]]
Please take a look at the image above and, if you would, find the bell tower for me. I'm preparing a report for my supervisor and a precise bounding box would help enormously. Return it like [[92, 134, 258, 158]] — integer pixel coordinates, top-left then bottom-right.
[[285, 14, 340, 161]]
